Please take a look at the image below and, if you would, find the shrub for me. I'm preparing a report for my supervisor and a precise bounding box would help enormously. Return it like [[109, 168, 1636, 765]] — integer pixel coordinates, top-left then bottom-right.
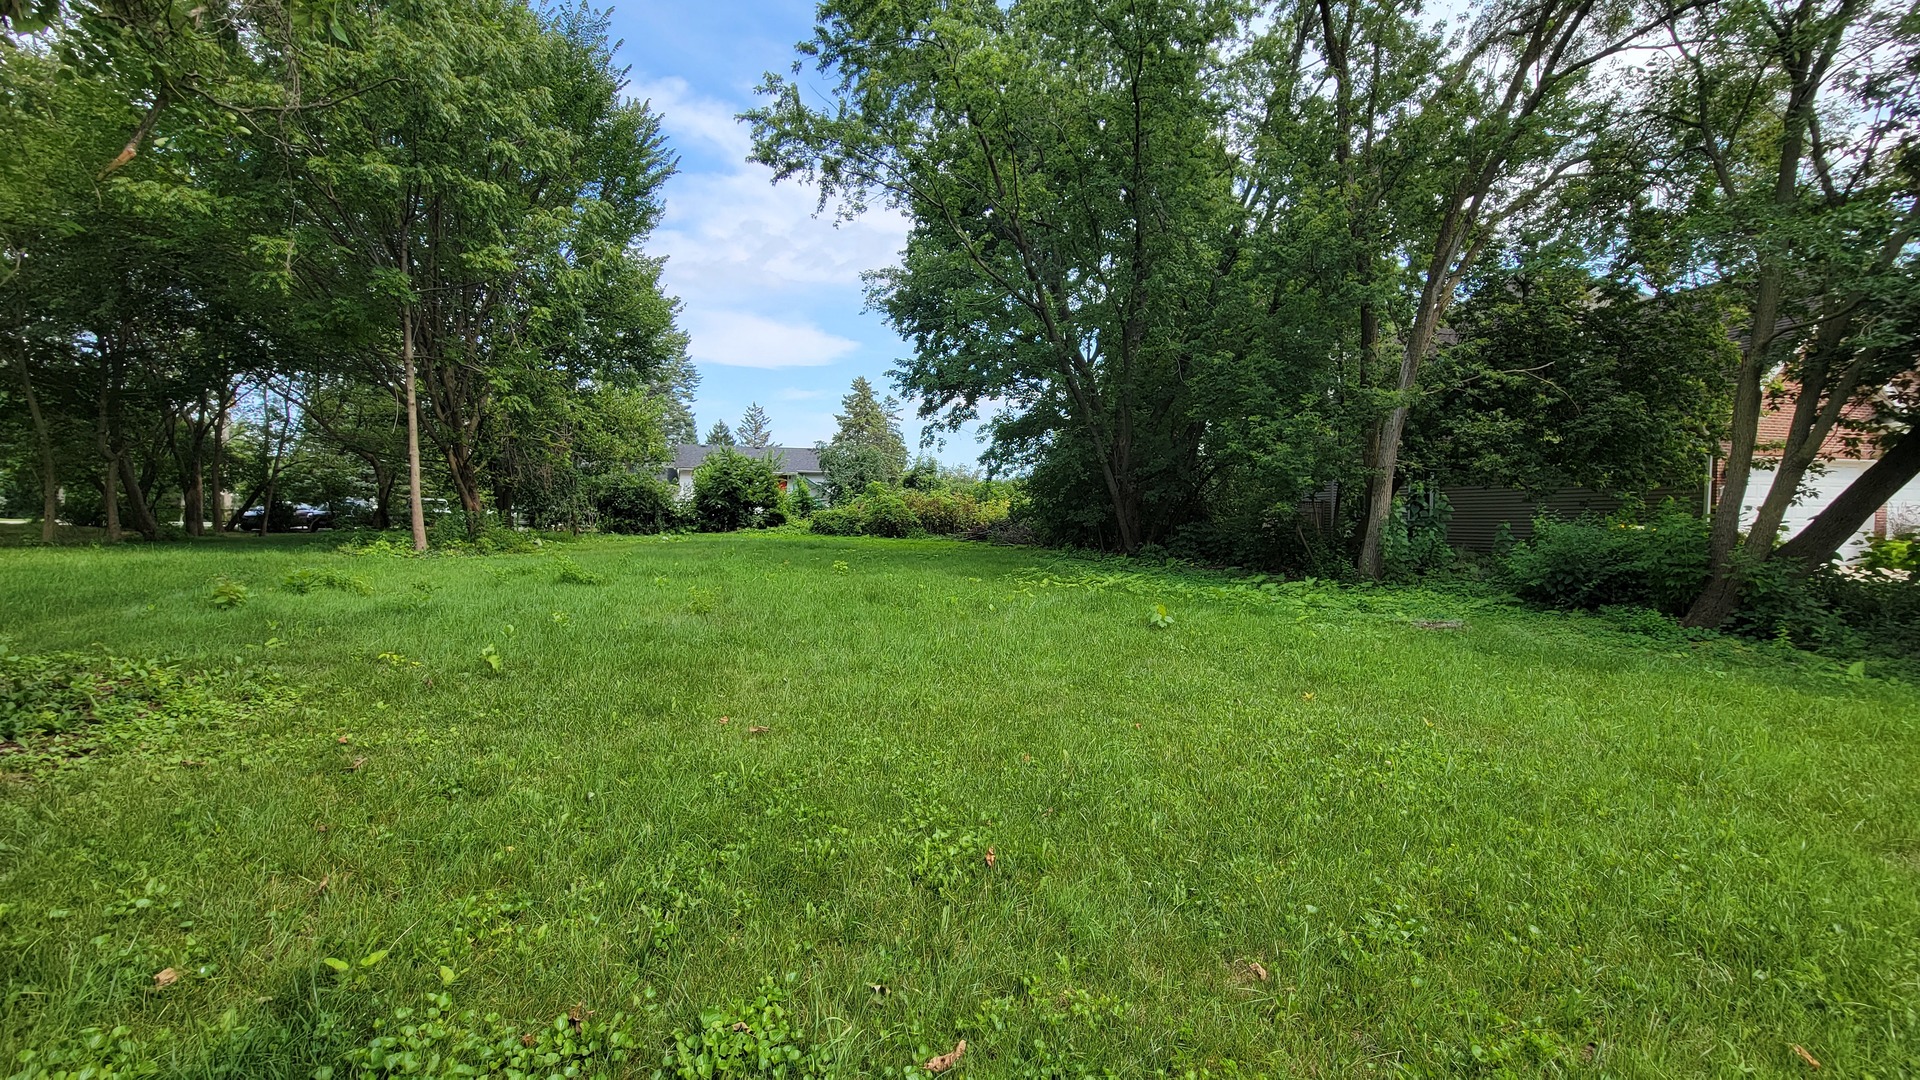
[[691, 449, 783, 532], [789, 479, 819, 519], [1503, 504, 1708, 614], [427, 513, 538, 553], [808, 506, 864, 536], [593, 473, 681, 534], [857, 483, 920, 537]]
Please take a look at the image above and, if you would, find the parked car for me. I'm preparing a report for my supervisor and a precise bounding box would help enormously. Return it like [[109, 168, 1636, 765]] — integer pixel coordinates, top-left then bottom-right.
[[234, 503, 335, 532]]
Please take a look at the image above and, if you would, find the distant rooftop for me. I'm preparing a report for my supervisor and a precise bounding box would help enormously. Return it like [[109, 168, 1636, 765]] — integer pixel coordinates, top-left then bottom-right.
[[671, 443, 822, 473]]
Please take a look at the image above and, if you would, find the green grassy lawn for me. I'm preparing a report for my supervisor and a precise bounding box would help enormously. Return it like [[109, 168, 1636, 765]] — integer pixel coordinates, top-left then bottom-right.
[[1, 532, 1916, 1077]]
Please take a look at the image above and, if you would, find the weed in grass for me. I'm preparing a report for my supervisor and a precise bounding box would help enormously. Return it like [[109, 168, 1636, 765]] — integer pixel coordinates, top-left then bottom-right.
[[1148, 602, 1175, 629], [206, 576, 249, 608], [552, 554, 605, 586], [281, 567, 373, 595], [659, 978, 834, 1080]]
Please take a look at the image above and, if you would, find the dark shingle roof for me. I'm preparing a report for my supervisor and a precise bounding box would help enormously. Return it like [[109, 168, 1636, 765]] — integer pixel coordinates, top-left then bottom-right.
[[671, 444, 822, 474]]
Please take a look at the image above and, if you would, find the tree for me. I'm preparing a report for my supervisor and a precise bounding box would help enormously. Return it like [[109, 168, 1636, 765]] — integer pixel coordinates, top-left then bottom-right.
[[1638, 0, 1919, 624], [738, 402, 773, 447], [753, 0, 1240, 550], [690, 447, 781, 531], [705, 420, 735, 446], [1407, 264, 1735, 495], [815, 376, 908, 502]]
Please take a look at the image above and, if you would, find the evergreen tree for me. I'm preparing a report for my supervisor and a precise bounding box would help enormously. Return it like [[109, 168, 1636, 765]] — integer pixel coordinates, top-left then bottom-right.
[[738, 403, 774, 447], [817, 376, 908, 500], [705, 420, 736, 446]]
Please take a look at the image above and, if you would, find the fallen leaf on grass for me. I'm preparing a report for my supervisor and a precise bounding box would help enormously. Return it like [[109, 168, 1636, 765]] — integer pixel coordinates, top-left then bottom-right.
[[569, 1004, 592, 1030], [314, 823, 329, 833], [521, 1032, 538, 1047], [1792, 1045, 1820, 1070], [984, 847, 997, 869], [731, 1021, 753, 1032], [749, 725, 770, 735], [315, 874, 330, 893], [925, 1040, 965, 1073], [1245, 960, 1269, 982], [153, 968, 179, 988], [345, 757, 366, 773], [337, 736, 352, 745], [717, 716, 730, 725]]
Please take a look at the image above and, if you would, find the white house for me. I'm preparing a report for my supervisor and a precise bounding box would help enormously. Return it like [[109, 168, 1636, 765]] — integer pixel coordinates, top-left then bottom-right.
[[663, 444, 829, 502], [1727, 392, 1920, 556]]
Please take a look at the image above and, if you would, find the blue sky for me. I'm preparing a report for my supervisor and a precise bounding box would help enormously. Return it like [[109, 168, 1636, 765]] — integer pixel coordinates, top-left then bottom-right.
[[606, 2, 986, 463]]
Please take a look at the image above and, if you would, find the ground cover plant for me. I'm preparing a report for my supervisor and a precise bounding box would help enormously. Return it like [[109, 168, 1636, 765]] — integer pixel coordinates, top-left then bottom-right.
[[0, 532, 1916, 1077]]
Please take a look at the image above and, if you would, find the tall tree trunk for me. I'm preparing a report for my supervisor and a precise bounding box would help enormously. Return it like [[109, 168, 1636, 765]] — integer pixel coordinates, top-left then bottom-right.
[[258, 386, 275, 536], [1358, 292, 1447, 577], [210, 386, 228, 531], [1772, 431, 1920, 575], [372, 460, 394, 530], [12, 348, 58, 542], [402, 300, 428, 552], [1683, 3, 1833, 629], [117, 452, 161, 540], [183, 454, 204, 537], [97, 389, 121, 542]]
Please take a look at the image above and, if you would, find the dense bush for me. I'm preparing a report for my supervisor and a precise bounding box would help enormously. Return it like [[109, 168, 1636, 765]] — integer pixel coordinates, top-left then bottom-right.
[[808, 506, 864, 536], [807, 483, 1018, 540], [1502, 505, 1709, 614], [691, 449, 783, 532], [592, 473, 681, 534], [857, 484, 920, 537]]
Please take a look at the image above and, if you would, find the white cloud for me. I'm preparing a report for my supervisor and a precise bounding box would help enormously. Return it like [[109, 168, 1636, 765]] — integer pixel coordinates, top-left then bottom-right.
[[628, 79, 910, 313], [631, 76, 753, 160], [683, 310, 858, 369]]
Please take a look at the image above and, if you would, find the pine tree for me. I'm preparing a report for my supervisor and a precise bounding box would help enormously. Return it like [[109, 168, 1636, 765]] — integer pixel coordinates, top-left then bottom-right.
[[738, 402, 774, 447], [818, 376, 908, 500], [705, 420, 736, 446]]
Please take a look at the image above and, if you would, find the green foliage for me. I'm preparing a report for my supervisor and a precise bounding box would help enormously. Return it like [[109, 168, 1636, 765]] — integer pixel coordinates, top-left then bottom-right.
[[281, 568, 374, 596], [659, 979, 836, 1080], [807, 507, 864, 537], [0, 646, 283, 771], [1503, 507, 1710, 614], [552, 555, 605, 586], [1147, 603, 1175, 630], [805, 484, 1012, 540], [1859, 534, 1919, 574], [788, 479, 818, 519], [1409, 266, 1735, 494], [7, 1025, 166, 1079], [348, 993, 637, 1076], [428, 516, 540, 555], [814, 378, 908, 501], [1380, 488, 1455, 581], [207, 577, 250, 609], [853, 484, 919, 538], [691, 449, 783, 532], [593, 473, 683, 535]]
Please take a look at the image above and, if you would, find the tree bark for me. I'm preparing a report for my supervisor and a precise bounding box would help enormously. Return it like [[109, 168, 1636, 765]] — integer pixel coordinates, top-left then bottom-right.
[[12, 348, 58, 542], [402, 300, 428, 551], [97, 388, 121, 541], [117, 451, 161, 540], [1772, 431, 1920, 575], [210, 387, 228, 531]]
